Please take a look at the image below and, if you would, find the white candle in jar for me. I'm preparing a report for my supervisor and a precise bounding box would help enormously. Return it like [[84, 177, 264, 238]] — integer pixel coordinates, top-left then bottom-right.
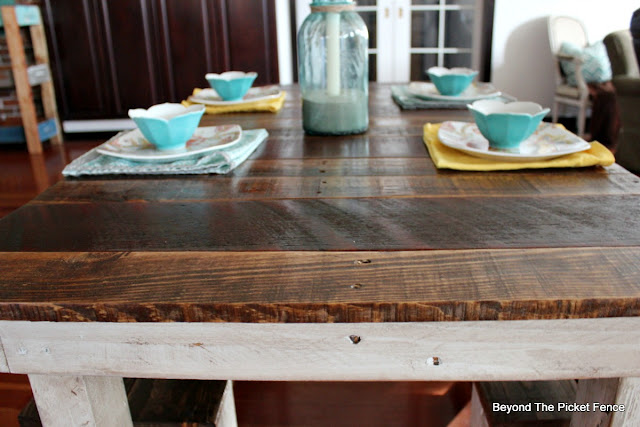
[[326, 11, 341, 96]]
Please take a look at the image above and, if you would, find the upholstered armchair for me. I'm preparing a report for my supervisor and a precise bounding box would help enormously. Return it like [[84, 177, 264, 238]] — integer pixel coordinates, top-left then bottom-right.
[[604, 30, 640, 174]]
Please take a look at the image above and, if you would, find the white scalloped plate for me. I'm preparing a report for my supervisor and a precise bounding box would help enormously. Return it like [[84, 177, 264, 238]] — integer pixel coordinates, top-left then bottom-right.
[[408, 82, 501, 102], [437, 121, 591, 162], [96, 125, 242, 161]]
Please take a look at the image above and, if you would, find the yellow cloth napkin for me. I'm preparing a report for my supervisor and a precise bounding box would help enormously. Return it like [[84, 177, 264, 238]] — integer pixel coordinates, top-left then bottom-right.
[[182, 88, 286, 114], [423, 123, 615, 171]]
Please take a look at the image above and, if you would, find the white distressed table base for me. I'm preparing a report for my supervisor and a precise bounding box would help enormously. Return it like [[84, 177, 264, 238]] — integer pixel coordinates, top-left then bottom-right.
[[0, 318, 637, 426], [1, 318, 639, 381], [611, 377, 640, 426]]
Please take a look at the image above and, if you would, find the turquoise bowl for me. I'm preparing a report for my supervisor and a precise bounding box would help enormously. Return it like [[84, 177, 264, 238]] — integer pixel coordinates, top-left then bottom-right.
[[205, 71, 257, 101], [128, 103, 205, 151], [427, 67, 478, 96], [468, 100, 550, 150]]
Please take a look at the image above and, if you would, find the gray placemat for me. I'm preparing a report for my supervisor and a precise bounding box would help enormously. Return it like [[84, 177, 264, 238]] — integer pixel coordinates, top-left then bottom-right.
[[62, 128, 268, 176], [391, 85, 517, 110]]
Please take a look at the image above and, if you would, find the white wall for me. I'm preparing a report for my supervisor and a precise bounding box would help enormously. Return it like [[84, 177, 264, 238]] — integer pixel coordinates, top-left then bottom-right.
[[492, 0, 638, 111]]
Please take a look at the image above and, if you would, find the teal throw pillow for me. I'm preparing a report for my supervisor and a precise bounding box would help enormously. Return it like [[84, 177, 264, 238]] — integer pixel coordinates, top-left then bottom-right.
[[559, 41, 612, 86]]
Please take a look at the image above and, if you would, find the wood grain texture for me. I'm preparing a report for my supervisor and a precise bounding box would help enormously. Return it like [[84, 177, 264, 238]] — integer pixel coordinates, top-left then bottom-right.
[[1, 84, 639, 325], [30, 170, 640, 203], [2, 195, 640, 252], [570, 378, 619, 427], [3, 318, 640, 381], [29, 23, 63, 145], [0, 249, 639, 322], [610, 377, 640, 427]]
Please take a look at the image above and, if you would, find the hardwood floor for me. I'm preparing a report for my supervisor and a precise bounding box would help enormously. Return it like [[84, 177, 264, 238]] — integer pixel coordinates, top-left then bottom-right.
[[0, 139, 471, 426]]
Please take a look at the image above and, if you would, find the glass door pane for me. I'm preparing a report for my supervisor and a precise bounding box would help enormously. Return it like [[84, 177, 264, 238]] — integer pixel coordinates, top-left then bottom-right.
[[408, 0, 477, 81], [444, 9, 473, 48], [410, 54, 437, 81], [410, 11, 438, 48]]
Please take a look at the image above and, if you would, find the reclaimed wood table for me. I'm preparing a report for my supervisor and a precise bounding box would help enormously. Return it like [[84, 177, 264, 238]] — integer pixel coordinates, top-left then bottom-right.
[[0, 84, 639, 426]]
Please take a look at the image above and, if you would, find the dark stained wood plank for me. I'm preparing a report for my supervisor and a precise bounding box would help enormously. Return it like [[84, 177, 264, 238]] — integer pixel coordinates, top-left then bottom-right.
[[31, 168, 640, 203], [230, 157, 440, 177], [232, 159, 631, 177], [248, 134, 431, 159], [201, 116, 462, 134], [0, 248, 639, 322], [1, 196, 639, 252]]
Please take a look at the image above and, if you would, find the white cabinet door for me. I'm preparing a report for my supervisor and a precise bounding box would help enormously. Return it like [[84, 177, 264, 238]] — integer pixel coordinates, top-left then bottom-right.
[[376, 0, 411, 82]]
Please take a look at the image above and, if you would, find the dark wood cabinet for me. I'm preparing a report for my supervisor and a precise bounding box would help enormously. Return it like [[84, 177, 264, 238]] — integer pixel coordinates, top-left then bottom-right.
[[41, 0, 279, 120]]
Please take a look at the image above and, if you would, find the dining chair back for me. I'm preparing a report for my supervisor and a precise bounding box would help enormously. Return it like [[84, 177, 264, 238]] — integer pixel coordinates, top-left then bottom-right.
[[548, 15, 591, 137]]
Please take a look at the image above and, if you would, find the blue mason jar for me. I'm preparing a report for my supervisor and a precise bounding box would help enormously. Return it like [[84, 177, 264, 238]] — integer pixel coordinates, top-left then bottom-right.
[[298, 0, 369, 135]]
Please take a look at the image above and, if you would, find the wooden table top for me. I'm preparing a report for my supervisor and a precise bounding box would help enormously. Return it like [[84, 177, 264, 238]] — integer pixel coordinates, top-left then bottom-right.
[[1, 84, 640, 323]]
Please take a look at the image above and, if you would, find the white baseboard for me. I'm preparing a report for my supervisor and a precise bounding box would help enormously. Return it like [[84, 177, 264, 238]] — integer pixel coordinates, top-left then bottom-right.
[[63, 119, 136, 133]]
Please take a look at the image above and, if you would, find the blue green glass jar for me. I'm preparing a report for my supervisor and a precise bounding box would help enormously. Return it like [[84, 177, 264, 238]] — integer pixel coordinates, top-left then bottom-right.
[[298, 0, 369, 135]]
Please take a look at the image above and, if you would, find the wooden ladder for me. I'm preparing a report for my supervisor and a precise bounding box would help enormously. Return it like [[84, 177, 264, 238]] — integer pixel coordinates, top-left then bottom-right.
[[0, 5, 62, 154]]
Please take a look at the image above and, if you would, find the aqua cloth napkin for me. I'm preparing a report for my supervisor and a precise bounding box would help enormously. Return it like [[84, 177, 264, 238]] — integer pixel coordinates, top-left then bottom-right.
[[62, 129, 268, 176], [391, 85, 516, 110]]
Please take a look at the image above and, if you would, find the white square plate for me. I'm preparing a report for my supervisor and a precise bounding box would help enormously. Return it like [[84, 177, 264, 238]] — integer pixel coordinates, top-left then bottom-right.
[[437, 121, 591, 162]]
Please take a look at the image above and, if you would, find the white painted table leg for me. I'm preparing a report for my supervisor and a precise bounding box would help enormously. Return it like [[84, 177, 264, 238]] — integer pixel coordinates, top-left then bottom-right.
[[0, 336, 8, 373], [469, 384, 490, 427], [28, 374, 133, 427], [215, 380, 238, 427], [610, 377, 640, 427], [570, 378, 619, 427]]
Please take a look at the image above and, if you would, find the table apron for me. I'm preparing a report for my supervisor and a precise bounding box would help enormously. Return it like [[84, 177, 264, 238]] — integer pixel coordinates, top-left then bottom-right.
[[0, 318, 638, 382]]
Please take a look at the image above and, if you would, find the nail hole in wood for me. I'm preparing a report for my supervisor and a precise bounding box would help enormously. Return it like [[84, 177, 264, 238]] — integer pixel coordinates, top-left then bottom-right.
[[427, 356, 441, 366], [354, 259, 372, 265], [319, 169, 326, 173], [349, 335, 361, 344], [350, 283, 362, 289]]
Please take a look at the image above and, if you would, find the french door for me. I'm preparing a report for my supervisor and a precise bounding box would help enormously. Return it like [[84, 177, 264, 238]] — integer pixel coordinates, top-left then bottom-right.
[[357, 0, 482, 82], [295, 0, 486, 83]]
